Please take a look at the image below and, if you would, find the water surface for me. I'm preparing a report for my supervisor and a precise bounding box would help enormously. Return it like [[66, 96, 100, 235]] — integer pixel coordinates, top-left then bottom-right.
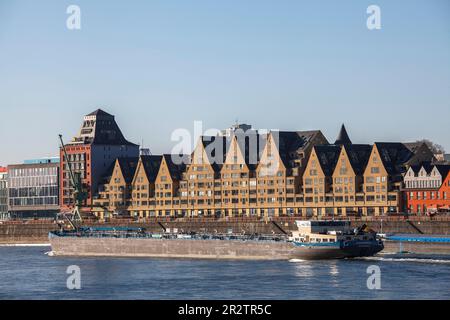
[[0, 246, 449, 300]]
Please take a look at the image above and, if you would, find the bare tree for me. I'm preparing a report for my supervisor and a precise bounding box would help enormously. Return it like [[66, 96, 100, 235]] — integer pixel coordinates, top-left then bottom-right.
[[415, 139, 446, 154]]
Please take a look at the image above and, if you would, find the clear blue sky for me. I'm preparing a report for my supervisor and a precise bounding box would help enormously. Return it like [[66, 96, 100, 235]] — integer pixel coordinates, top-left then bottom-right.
[[1, 0, 449, 165]]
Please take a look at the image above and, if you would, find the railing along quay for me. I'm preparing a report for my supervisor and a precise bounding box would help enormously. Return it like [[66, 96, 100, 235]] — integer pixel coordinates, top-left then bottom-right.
[[1, 214, 449, 225]]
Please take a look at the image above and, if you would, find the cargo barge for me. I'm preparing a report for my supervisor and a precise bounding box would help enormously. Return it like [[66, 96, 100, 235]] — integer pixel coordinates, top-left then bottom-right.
[[49, 220, 384, 260], [382, 234, 450, 255]]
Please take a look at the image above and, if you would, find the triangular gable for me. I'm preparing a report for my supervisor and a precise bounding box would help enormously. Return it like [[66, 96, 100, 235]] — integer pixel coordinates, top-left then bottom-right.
[[364, 144, 388, 177], [332, 146, 356, 177], [405, 166, 416, 178], [156, 156, 174, 183], [131, 158, 150, 186], [110, 159, 126, 184], [257, 132, 286, 176], [132, 155, 163, 184], [304, 148, 326, 177], [223, 135, 249, 170], [190, 137, 215, 170], [418, 166, 429, 178]]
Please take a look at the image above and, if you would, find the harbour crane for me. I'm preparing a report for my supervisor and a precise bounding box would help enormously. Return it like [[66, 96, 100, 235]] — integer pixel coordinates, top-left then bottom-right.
[[58, 134, 88, 230]]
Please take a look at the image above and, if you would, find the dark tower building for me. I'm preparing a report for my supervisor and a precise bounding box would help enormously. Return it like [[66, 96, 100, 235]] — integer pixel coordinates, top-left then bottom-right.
[[334, 124, 352, 145], [60, 109, 139, 212]]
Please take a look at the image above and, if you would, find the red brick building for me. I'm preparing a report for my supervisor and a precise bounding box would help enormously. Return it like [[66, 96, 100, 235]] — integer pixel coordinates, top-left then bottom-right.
[[403, 164, 450, 215], [60, 109, 139, 212]]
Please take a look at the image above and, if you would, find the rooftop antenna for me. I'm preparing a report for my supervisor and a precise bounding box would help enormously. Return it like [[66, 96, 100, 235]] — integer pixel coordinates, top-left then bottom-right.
[[140, 138, 151, 156]]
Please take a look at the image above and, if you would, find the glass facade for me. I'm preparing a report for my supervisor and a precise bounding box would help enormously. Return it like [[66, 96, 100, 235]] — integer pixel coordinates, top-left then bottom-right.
[[0, 171, 8, 219], [8, 163, 59, 216]]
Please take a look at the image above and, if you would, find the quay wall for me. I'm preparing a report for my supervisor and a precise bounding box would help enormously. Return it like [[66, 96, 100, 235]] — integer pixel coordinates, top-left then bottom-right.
[[1, 217, 450, 244]]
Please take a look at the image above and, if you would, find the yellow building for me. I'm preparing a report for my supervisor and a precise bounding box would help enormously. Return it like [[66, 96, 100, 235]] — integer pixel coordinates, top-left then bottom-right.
[[93, 124, 434, 218]]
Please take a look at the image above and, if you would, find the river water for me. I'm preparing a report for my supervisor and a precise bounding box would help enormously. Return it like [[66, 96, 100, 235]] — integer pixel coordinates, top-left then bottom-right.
[[0, 246, 449, 300]]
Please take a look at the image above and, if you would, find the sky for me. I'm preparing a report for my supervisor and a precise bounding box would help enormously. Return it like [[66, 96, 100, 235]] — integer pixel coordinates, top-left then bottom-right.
[[0, 0, 449, 165]]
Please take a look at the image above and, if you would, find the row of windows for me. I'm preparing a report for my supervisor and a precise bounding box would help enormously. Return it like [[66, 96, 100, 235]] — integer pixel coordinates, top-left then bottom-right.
[[9, 186, 59, 198], [126, 196, 400, 208], [409, 204, 443, 213], [409, 191, 448, 200], [9, 176, 58, 188], [64, 153, 86, 162], [128, 206, 396, 217], [404, 180, 441, 189], [304, 195, 394, 204], [9, 196, 59, 206], [112, 193, 398, 207], [222, 173, 249, 179], [366, 185, 387, 193], [366, 176, 387, 183], [8, 167, 58, 178]]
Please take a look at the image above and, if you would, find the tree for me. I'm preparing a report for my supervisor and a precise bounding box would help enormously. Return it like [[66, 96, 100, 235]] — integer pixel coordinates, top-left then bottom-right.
[[415, 139, 446, 154]]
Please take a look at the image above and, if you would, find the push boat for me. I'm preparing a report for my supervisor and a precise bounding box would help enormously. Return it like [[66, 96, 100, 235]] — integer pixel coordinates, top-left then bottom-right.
[[49, 220, 384, 260]]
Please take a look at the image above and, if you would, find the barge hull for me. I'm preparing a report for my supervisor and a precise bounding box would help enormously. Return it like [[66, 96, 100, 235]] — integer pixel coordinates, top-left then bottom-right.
[[49, 235, 382, 260], [50, 236, 293, 260]]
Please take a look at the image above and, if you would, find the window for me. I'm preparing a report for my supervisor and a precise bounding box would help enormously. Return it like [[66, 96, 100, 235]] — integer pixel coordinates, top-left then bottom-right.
[[366, 177, 375, 183], [371, 167, 380, 174]]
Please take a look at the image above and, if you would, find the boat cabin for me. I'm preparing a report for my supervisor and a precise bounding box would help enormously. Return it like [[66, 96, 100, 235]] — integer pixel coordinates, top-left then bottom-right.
[[289, 220, 352, 243]]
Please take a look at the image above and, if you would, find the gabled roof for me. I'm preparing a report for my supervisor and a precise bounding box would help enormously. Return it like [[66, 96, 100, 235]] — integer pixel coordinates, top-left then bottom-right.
[[162, 154, 188, 181], [275, 130, 328, 168], [335, 124, 352, 145], [374, 143, 414, 175], [289, 130, 327, 151], [409, 162, 433, 175], [433, 165, 450, 178], [226, 133, 263, 171], [198, 136, 230, 172], [206, 129, 326, 172], [343, 144, 372, 175], [71, 109, 138, 146], [276, 131, 300, 168], [140, 155, 163, 182], [117, 157, 139, 183], [87, 109, 113, 117], [403, 142, 424, 153], [100, 161, 116, 185], [403, 142, 436, 165], [313, 145, 341, 176]]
